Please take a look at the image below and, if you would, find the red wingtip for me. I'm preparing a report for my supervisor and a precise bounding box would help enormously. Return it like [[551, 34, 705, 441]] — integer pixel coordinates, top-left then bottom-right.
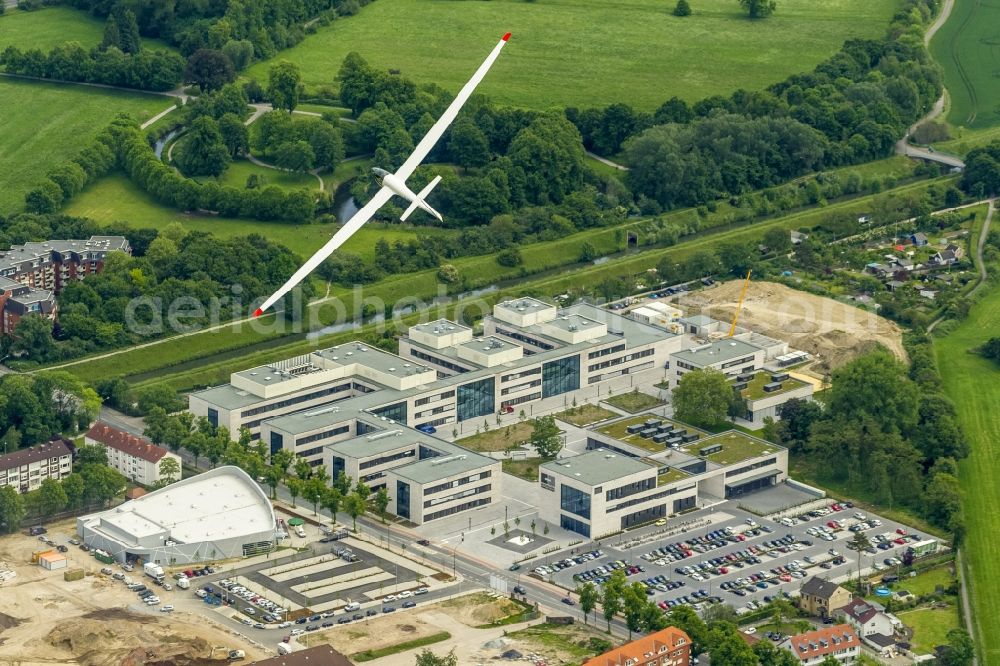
[[502, 32, 511, 42], [253, 308, 263, 318]]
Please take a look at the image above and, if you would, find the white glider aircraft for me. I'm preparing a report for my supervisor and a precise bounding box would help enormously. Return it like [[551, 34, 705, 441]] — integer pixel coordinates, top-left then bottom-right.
[[254, 32, 512, 317]]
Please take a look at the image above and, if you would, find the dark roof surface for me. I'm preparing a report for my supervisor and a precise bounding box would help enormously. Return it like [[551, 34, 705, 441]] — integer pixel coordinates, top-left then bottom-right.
[[800, 576, 843, 599], [251, 645, 354, 666], [0, 440, 72, 471]]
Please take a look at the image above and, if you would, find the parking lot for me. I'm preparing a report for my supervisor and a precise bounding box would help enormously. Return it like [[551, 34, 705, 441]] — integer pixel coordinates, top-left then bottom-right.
[[540, 496, 930, 615]]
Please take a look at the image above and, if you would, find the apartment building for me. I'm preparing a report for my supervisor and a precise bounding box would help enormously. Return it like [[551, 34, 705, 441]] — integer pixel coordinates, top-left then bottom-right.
[[0, 276, 57, 335], [582, 626, 691, 666], [85, 422, 181, 486], [779, 625, 860, 664], [0, 439, 74, 494]]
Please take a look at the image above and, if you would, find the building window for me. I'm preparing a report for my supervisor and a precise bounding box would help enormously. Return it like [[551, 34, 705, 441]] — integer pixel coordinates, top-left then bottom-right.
[[207, 408, 218, 428], [725, 457, 777, 478], [542, 355, 580, 398], [560, 514, 590, 537], [423, 497, 491, 522], [372, 401, 407, 425], [540, 472, 555, 491], [269, 432, 284, 456], [560, 484, 591, 520], [396, 480, 410, 520], [606, 477, 655, 501], [423, 483, 491, 508], [359, 449, 416, 470], [620, 504, 666, 529], [332, 456, 345, 480], [298, 424, 351, 445], [457, 377, 495, 422], [425, 470, 492, 496]]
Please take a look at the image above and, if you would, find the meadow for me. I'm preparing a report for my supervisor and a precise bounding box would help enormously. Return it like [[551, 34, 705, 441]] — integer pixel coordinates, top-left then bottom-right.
[[0, 78, 173, 214], [245, 0, 896, 111], [62, 173, 449, 260], [934, 266, 1000, 661], [929, 0, 1000, 129], [0, 6, 175, 52]]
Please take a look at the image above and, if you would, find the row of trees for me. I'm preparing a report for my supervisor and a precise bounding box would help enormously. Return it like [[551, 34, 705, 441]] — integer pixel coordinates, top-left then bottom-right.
[[0, 43, 185, 92], [142, 411, 382, 529], [0, 445, 127, 534]]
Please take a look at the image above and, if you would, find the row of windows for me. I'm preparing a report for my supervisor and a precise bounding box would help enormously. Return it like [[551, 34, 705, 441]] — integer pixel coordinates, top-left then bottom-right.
[[724, 457, 778, 478], [416, 416, 452, 428], [560, 514, 590, 538], [298, 446, 325, 458], [494, 327, 555, 351], [298, 424, 351, 446], [608, 485, 697, 513], [424, 496, 491, 522], [372, 401, 407, 424], [561, 484, 591, 520], [409, 348, 471, 374], [721, 355, 756, 370], [360, 448, 415, 470], [500, 379, 541, 396], [241, 382, 352, 418], [588, 343, 626, 360], [542, 356, 580, 398], [588, 348, 655, 373], [415, 390, 455, 406], [424, 470, 492, 496], [424, 483, 491, 508], [501, 367, 541, 382], [457, 378, 495, 422], [501, 392, 542, 409], [606, 476, 656, 501], [414, 404, 449, 419], [676, 361, 696, 371]]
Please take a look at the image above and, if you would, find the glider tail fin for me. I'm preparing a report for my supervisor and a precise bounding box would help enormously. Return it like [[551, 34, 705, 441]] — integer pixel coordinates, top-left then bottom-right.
[[400, 175, 442, 222]]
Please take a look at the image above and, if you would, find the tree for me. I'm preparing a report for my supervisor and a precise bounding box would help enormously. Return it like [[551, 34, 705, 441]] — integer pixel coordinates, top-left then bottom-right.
[[578, 581, 599, 625], [62, 473, 85, 510], [294, 457, 313, 481], [666, 606, 710, 654], [159, 456, 180, 484], [1, 426, 21, 455], [114, 6, 141, 54], [847, 531, 871, 585], [0, 486, 26, 534], [707, 624, 757, 665], [448, 117, 490, 169], [673, 0, 692, 16], [36, 478, 68, 516], [274, 140, 315, 172], [303, 476, 327, 515], [287, 477, 303, 507], [622, 582, 647, 638], [672, 368, 732, 427], [332, 470, 352, 495], [941, 628, 975, 666], [739, 0, 776, 19], [827, 351, 919, 436], [11, 314, 54, 360], [529, 416, 562, 459], [268, 60, 302, 112], [579, 242, 597, 262], [75, 444, 108, 468], [437, 264, 459, 284], [218, 113, 249, 157], [601, 569, 626, 630], [185, 49, 236, 93], [175, 116, 230, 177], [375, 487, 390, 523], [496, 248, 523, 267], [415, 650, 458, 666], [763, 226, 792, 254], [322, 487, 343, 523], [345, 492, 366, 530], [100, 14, 122, 51], [81, 464, 125, 507]]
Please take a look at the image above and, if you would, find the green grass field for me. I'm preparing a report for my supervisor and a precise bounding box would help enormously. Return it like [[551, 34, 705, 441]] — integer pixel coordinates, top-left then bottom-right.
[[929, 0, 1000, 129], [0, 6, 175, 52], [245, 0, 896, 111], [62, 173, 449, 260], [934, 280, 1000, 662], [0, 78, 173, 214], [604, 391, 665, 413], [898, 605, 961, 655], [195, 159, 320, 192]]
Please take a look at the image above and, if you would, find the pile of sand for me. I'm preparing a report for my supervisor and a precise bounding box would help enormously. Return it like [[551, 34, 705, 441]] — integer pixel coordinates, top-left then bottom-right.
[[46, 611, 223, 666], [679, 280, 906, 377]]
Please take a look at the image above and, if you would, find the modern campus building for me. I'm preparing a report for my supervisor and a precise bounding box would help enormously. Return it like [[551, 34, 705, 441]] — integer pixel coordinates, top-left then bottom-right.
[[582, 626, 691, 666], [0, 235, 130, 335], [0, 439, 74, 494], [539, 417, 788, 538], [77, 466, 275, 565], [189, 299, 684, 525], [85, 422, 182, 487]]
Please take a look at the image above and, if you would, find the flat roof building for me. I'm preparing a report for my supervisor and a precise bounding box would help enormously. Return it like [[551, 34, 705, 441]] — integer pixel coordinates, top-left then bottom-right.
[[77, 466, 275, 564]]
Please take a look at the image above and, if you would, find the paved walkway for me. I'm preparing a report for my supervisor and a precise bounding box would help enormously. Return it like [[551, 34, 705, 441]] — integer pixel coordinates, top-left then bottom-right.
[[586, 150, 628, 171]]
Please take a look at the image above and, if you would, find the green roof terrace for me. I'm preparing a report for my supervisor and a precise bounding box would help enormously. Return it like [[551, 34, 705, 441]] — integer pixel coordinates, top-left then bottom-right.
[[738, 371, 809, 401], [680, 431, 779, 466], [596, 415, 707, 454]]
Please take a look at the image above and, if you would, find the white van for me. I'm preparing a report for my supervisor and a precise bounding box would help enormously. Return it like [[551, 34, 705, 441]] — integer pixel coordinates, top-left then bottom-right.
[[344, 602, 361, 612], [294, 525, 306, 538]]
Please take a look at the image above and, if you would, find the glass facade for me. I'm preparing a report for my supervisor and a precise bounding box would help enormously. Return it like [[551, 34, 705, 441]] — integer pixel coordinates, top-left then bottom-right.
[[542, 355, 580, 398], [621, 504, 666, 529], [372, 401, 407, 425], [269, 432, 284, 456], [332, 455, 345, 480], [561, 514, 590, 537], [457, 377, 495, 422], [673, 495, 696, 512], [207, 408, 218, 428], [560, 484, 591, 519], [396, 480, 411, 520]]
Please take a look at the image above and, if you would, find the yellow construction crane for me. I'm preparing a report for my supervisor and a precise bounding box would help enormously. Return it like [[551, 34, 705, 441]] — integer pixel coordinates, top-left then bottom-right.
[[728, 270, 752, 337]]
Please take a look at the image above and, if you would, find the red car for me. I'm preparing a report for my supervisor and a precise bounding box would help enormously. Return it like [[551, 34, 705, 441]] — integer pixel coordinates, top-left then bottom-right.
[[894, 538, 906, 545], [719, 567, 729, 574], [896, 528, 907, 535], [831, 504, 843, 511]]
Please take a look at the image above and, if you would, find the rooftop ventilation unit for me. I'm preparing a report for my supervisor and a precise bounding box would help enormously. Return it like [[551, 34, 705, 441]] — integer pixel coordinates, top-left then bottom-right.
[[304, 406, 339, 417], [367, 430, 401, 441], [431, 454, 467, 466]]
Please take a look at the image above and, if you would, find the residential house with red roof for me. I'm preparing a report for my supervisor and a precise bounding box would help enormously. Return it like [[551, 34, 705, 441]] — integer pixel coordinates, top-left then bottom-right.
[[85, 422, 181, 487], [779, 624, 860, 664], [582, 627, 691, 666]]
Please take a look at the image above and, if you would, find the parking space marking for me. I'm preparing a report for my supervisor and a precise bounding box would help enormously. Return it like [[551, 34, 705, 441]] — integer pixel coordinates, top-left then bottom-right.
[[267, 558, 352, 583]]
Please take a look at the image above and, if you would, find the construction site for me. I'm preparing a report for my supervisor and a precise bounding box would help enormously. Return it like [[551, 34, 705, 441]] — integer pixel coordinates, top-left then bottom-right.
[[0, 518, 267, 666]]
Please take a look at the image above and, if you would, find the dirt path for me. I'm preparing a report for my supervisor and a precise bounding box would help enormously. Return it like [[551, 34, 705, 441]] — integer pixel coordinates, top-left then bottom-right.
[[586, 150, 628, 171]]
